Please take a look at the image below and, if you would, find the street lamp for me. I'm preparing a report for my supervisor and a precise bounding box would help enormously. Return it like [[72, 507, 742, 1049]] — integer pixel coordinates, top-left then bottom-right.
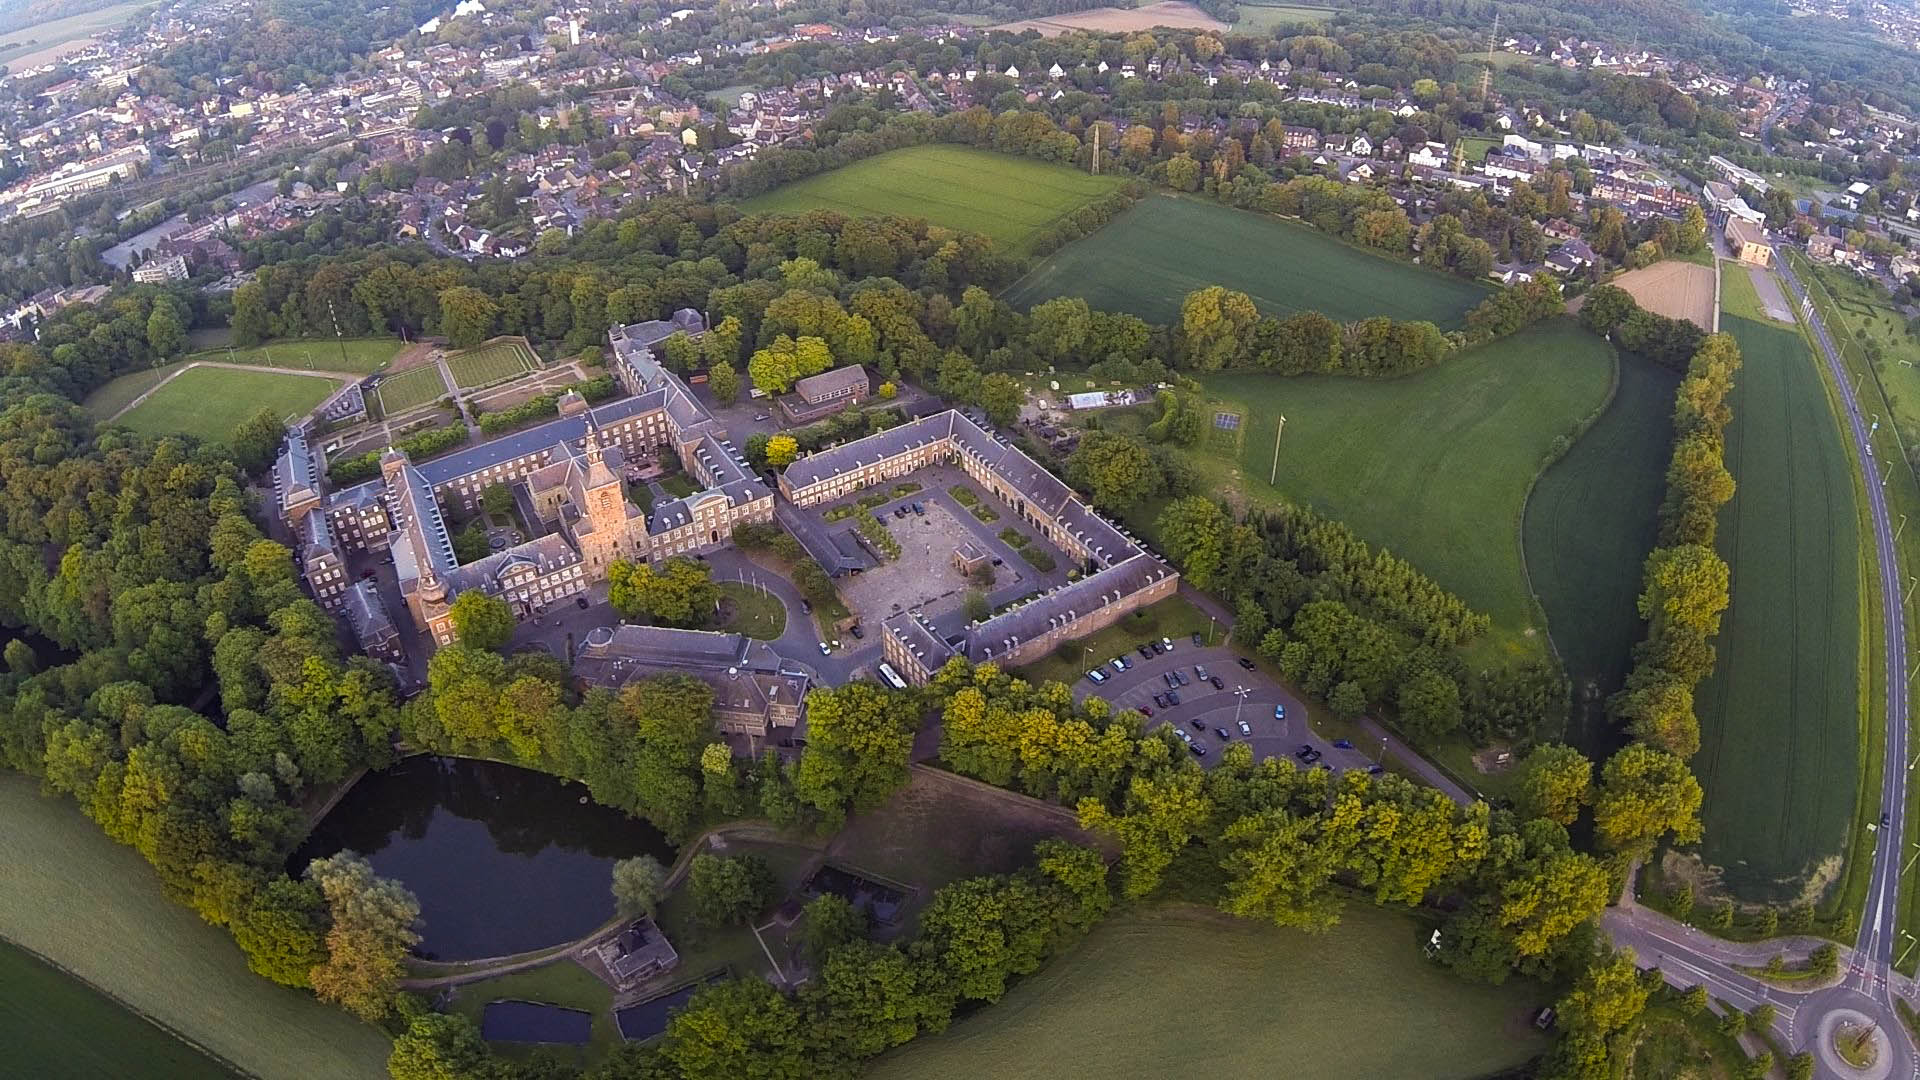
[[1230, 684, 1251, 727]]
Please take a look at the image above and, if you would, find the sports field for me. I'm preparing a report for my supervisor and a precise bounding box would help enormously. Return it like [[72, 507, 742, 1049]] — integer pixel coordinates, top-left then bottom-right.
[[115, 366, 344, 443], [0, 939, 239, 1079], [867, 904, 1547, 1080], [83, 337, 399, 421], [1522, 353, 1680, 754], [1001, 195, 1491, 327], [1693, 305, 1862, 900], [376, 364, 452, 413], [448, 338, 539, 388], [1195, 319, 1616, 652], [740, 145, 1126, 256], [0, 775, 393, 1080]]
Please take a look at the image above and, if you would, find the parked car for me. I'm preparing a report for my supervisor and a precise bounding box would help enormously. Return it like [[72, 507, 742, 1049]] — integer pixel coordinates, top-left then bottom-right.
[[1215, 727, 1231, 740], [1138, 644, 1154, 659], [1087, 669, 1107, 684], [801, 599, 812, 614], [1152, 693, 1168, 708], [1190, 743, 1208, 758], [849, 624, 864, 639], [1161, 636, 1174, 652], [1209, 676, 1224, 691], [1163, 672, 1178, 689], [1110, 657, 1127, 673], [1333, 739, 1353, 750], [1295, 743, 1315, 758], [894, 506, 908, 518], [1195, 664, 1210, 681], [1188, 718, 1206, 732], [1172, 670, 1189, 687], [361, 568, 376, 580], [1236, 657, 1256, 671], [1238, 719, 1252, 736], [1166, 689, 1181, 705], [753, 413, 771, 422], [1274, 704, 1287, 720], [1140, 705, 1153, 717], [1150, 640, 1165, 655], [912, 502, 925, 515], [1174, 728, 1192, 743], [818, 641, 832, 655], [1366, 764, 1385, 775], [575, 596, 590, 609]]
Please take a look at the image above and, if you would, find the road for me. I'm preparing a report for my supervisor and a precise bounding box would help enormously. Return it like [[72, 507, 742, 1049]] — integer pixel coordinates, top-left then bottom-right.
[[1607, 257, 1916, 1078]]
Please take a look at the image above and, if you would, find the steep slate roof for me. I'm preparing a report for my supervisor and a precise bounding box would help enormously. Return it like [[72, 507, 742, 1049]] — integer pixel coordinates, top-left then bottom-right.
[[966, 554, 1176, 665], [794, 363, 867, 402]]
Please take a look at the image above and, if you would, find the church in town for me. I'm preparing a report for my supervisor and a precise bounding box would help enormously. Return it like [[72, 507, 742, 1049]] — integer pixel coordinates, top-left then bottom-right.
[[272, 311, 772, 651]]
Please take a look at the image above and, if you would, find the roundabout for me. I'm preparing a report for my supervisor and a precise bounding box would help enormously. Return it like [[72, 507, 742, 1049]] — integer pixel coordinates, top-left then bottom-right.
[[1815, 1007, 1893, 1080]]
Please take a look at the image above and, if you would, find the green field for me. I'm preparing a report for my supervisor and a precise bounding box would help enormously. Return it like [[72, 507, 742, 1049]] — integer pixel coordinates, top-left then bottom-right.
[[0, 775, 393, 1080], [83, 337, 398, 421], [1230, 2, 1335, 30], [867, 904, 1548, 1080], [714, 580, 786, 639], [1693, 301, 1863, 901], [1190, 319, 1616, 654], [376, 364, 452, 414], [448, 339, 539, 388], [115, 366, 343, 443], [1792, 254, 1920, 449], [0, 939, 240, 1079], [740, 144, 1126, 256], [1522, 353, 1680, 753], [1001, 195, 1490, 327]]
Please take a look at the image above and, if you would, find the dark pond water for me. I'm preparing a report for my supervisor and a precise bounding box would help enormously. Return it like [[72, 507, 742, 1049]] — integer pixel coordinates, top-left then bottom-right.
[[481, 1001, 592, 1044], [291, 756, 677, 961], [614, 976, 722, 1042]]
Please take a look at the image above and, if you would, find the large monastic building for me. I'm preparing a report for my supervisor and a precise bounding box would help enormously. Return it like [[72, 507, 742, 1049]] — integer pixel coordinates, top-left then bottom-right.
[[273, 312, 773, 650]]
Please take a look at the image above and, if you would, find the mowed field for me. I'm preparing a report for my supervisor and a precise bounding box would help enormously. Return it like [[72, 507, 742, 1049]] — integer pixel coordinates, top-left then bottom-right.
[[377, 363, 452, 413], [1197, 319, 1616, 653], [1231, 3, 1336, 30], [0, 775, 393, 1080], [992, 0, 1227, 35], [448, 338, 539, 388], [0, 1, 149, 68], [866, 904, 1547, 1080], [115, 366, 344, 443], [1523, 353, 1680, 754], [82, 336, 399, 421], [1694, 290, 1862, 900], [1607, 260, 1717, 331], [1001, 195, 1490, 327], [741, 145, 1125, 256], [0, 940, 240, 1079]]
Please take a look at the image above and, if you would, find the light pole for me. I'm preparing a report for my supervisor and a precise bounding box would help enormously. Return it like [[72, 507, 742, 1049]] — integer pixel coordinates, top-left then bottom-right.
[[1269, 415, 1287, 486], [1377, 736, 1388, 765], [1900, 514, 1910, 544], [1231, 684, 1251, 728], [1207, 615, 1216, 645]]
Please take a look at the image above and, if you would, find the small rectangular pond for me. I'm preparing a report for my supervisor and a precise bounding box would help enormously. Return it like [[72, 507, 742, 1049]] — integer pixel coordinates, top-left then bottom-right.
[[614, 976, 722, 1042], [480, 1000, 592, 1045]]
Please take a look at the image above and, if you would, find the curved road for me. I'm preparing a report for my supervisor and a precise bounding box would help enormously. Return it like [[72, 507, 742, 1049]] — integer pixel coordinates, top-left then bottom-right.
[[1610, 258, 1915, 1078]]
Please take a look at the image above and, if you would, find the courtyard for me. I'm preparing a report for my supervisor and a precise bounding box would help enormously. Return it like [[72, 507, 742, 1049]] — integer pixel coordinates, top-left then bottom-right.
[[807, 465, 1076, 630]]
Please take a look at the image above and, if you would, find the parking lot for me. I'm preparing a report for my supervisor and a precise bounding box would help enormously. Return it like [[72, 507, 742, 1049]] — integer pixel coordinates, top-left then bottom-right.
[[1074, 638, 1387, 777]]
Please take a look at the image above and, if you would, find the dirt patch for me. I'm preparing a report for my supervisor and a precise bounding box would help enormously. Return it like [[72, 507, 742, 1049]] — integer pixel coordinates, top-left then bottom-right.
[[387, 342, 437, 373], [473, 377, 580, 412], [1470, 745, 1518, 775], [1608, 261, 1717, 332], [995, 1, 1227, 36], [1654, 848, 1843, 910]]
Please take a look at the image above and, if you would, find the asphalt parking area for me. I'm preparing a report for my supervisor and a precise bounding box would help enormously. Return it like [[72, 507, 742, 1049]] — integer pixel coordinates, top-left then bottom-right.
[[1075, 641, 1385, 776]]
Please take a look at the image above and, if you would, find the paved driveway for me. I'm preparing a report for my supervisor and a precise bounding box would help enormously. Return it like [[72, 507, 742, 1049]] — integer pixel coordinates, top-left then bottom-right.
[[1074, 641, 1386, 778]]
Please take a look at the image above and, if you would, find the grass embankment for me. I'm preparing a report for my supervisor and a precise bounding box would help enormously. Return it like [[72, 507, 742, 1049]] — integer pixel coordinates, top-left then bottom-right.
[[0, 774, 393, 1080], [0, 939, 241, 1079], [1521, 352, 1680, 756], [1689, 264, 1866, 910], [741, 144, 1126, 257], [1000, 194, 1491, 327], [865, 904, 1548, 1080]]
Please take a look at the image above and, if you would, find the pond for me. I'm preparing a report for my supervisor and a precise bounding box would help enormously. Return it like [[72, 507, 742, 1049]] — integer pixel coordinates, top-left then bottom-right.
[[291, 757, 677, 961]]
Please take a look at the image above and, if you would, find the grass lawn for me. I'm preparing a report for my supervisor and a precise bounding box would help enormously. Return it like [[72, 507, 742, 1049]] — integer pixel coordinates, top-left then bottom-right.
[[1192, 318, 1616, 656], [1014, 595, 1219, 688], [192, 336, 401, 374], [0, 775, 392, 1080], [660, 472, 699, 498], [449, 339, 539, 388], [115, 366, 343, 443], [866, 904, 1548, 1080], [0, 939, 241, 1079], [653, 839, 820, 984], [1521, 352, 1680, 755], [713, 580, 786, 640], [741, 144, 1126, 257], [1001, 194, 1490, 327], [376, 364, 451, 414], [449, 959, 618, 1062], [1791, 253, 1920, 448], [1693, 308, 1863, 901]]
